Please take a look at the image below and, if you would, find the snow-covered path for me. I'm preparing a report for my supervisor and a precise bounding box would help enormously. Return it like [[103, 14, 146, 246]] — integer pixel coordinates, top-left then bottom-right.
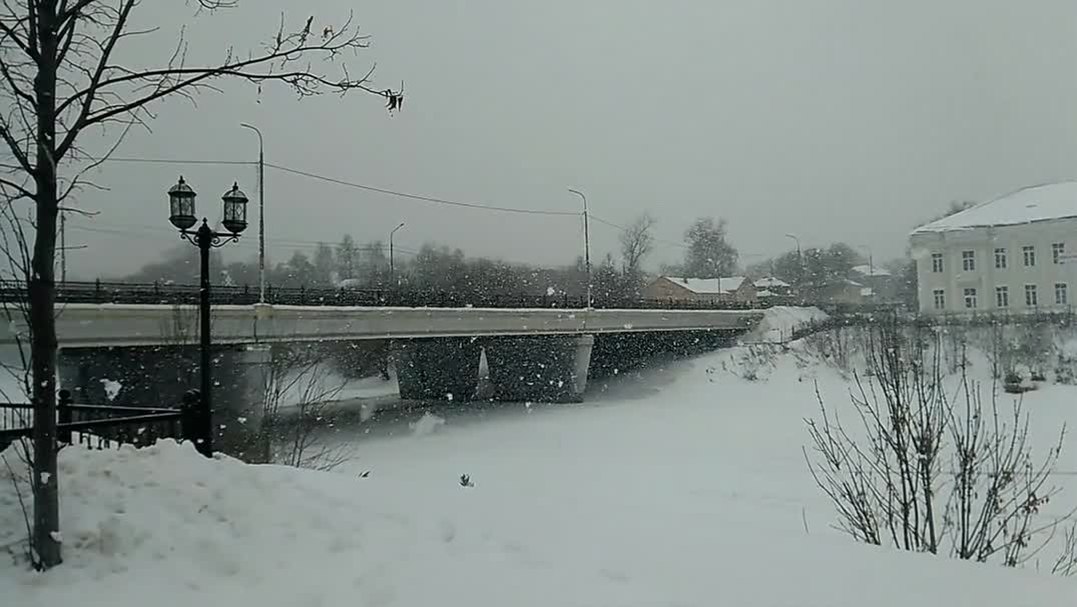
[[3, 342, 1076, 606]]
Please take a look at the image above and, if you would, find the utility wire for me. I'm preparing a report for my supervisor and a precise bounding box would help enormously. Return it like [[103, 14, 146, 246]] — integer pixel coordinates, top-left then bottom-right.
[[264, 162, 580, 217], [94, 155, 582, 217], [68, 224, 420, 255], [97, 157, 257, 166], [590, 213, 690, 250]]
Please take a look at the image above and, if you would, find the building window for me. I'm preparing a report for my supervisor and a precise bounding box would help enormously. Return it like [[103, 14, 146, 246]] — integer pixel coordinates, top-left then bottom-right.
[[1053, 242, 1065, 264], [1025, 284, 1038, 307], [994, 247, 1007, 269], [995, 285, 1009, 308], [962, 250, 975, 271], [933, 289, 945, 310], [931, 252, 943, 273], [1056, 283, 1068, 305], [963, 287, 977, 309], [1023, 245, 1036, 267]]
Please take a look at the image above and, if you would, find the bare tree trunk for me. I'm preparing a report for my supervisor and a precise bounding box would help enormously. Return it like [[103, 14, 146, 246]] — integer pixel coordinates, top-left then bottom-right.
[[29, 0, 62, 569]]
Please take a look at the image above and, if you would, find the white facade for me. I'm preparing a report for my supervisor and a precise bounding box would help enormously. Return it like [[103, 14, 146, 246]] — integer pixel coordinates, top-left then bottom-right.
[[910, 183, 1077, 314]]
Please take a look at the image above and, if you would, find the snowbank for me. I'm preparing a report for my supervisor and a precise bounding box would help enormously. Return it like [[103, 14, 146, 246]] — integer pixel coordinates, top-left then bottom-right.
[[746, 305, 829, 343], [2, 342, 1075, 606]]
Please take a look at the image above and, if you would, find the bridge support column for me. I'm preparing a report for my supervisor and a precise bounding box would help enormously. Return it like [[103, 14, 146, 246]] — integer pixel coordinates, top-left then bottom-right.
[[392, 337, 481, 401], [57, 345, 271, 462], [484, 334, 594, 403]]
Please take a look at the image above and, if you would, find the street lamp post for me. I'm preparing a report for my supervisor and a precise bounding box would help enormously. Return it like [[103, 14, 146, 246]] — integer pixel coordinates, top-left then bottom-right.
[[785, 233, 802, 297], [389, 222, 405, 287], [167, 176, 248, 457], [568, 188, 592, 309], [857, 244, 875, 301], [239, 123, 265, 303]]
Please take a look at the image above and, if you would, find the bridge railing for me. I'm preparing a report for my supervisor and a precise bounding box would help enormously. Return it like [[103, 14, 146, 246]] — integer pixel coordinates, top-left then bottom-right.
[[0, 280, 797, 310]]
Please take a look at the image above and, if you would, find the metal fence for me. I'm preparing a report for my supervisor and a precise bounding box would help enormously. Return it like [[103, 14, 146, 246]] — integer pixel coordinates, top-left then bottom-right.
[[0, 280, 796, 310], [0, 390, 199, 452]]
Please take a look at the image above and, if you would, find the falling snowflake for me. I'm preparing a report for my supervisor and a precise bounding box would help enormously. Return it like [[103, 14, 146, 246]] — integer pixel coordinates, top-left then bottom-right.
[[99, 378, 122, 401]]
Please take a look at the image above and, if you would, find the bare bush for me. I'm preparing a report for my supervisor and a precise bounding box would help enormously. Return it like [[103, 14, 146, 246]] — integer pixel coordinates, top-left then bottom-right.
[[722, 344, 781, 381], [800, 324, 858, 374], [805, 318, 1074, 571], [262, 346, 353, 471]]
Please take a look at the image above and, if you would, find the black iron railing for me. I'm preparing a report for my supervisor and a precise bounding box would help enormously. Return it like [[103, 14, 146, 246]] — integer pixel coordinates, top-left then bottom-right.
[[0, 280, 792, 310], [0, 389, 202, 451]]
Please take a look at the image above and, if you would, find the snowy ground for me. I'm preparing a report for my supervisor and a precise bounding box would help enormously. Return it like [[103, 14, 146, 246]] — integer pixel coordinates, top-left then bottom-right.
[[3, 334, 1077, 605]]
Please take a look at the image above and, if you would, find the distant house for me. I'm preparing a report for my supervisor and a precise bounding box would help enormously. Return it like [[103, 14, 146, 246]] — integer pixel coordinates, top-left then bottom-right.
[[822, 279, 867, 304], [850, 264, 894, 302], [753, 276, 792, 298], [642, 276, 757, 303]]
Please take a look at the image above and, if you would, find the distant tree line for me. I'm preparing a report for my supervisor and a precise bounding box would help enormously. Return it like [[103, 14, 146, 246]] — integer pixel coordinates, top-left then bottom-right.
[[118, 212, 921, 305]]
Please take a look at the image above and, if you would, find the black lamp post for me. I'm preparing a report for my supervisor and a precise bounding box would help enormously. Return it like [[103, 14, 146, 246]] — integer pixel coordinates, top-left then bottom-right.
[[167, 176, 248, 457]]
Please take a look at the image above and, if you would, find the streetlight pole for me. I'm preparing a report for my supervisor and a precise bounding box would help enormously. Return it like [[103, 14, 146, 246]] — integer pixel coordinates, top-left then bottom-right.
[[857, 244, 875, 301], [240, 123, 265, 303], [785, 233, 803, 299], [389, 222, 405, 287], [568, 188, 591, 309], [167, 177, 248, 457]]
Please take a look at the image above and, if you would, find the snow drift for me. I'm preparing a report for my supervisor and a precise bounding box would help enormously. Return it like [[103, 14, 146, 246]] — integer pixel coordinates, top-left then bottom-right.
[[2, 336, 1074, 606]]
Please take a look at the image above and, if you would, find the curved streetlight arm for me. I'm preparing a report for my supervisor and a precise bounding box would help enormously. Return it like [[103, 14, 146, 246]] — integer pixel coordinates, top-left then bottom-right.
[[568, 188, 592, 309], [389, 222, 406, 288]]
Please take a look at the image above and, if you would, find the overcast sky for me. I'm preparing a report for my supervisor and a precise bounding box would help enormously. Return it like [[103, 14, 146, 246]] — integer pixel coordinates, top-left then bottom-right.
[[61, 0, 1077, 279]]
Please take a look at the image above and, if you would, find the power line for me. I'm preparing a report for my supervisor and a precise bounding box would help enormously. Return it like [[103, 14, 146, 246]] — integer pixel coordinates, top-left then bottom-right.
[[265, 162, 581, 217], [95, 157, 256, 166], [68, 224, 420, 255], [590, 213, 689, 250], [94, 154, 585, 218]]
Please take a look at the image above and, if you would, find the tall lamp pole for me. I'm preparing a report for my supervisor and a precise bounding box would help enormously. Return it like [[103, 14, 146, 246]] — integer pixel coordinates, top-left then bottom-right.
[[167, 176, 248, 457], [785, 233, 803, 297], [240, 123, 265, 303], [568, 188, 592, 309], [857, 244, 875, 302], [389, 221, 405, 286]]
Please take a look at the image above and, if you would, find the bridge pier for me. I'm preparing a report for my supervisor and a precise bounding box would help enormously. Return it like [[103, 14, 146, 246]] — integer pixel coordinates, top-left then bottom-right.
[[392, 337, 482, 401], [57, 345, 271, 462], [484, 334, 594, 403]]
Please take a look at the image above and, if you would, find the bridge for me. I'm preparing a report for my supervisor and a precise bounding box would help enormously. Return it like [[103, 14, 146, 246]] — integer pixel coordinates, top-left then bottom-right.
[[3, 281, 770, 462]]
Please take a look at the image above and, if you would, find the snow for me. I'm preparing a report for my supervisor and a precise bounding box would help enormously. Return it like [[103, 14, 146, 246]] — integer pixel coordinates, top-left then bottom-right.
[[2, 334, 1075, 605], [746, 305, 829, 343], [851, 264, 891, 277], [753, 276, 789, 288], [99, 379, 122, 401], [912, 180, 1077, 233], [662, 276, 747, 295]]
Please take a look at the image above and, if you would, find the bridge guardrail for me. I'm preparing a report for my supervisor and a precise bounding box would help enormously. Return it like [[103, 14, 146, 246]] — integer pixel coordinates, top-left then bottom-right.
[[0, 280, 803, 311]]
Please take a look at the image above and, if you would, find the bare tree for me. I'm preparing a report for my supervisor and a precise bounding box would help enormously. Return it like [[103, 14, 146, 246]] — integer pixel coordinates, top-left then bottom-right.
[[619, 213, 655, 283], [1, 1, 402, 568], [805, 319, 1074, 570], [262, 345, 352, 471]]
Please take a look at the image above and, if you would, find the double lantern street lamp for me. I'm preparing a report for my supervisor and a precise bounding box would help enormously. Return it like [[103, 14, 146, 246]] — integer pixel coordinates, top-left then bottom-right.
[[167, 176, 248, 457]]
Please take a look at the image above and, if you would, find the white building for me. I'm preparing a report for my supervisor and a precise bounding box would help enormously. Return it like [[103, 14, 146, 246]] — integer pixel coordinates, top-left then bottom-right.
[[909, 182, 1077, 314]]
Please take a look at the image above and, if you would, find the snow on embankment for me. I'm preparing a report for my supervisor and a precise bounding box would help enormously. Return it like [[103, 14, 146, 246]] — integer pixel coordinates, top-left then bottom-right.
[[746, 305, 829, 343], [2, 439, 1072, 606]]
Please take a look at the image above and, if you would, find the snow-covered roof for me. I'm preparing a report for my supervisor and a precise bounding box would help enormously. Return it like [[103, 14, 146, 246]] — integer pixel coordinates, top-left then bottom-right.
[[753, 276, 789, 288], [851, 265, 891, 277], [756, 289, 777, 297], [912, 181, 1077, 234], [664, 276, 747, 295]]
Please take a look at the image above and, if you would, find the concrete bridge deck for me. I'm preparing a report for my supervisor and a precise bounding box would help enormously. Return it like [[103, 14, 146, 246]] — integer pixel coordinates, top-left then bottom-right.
[[23, 302, 764, 348]]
